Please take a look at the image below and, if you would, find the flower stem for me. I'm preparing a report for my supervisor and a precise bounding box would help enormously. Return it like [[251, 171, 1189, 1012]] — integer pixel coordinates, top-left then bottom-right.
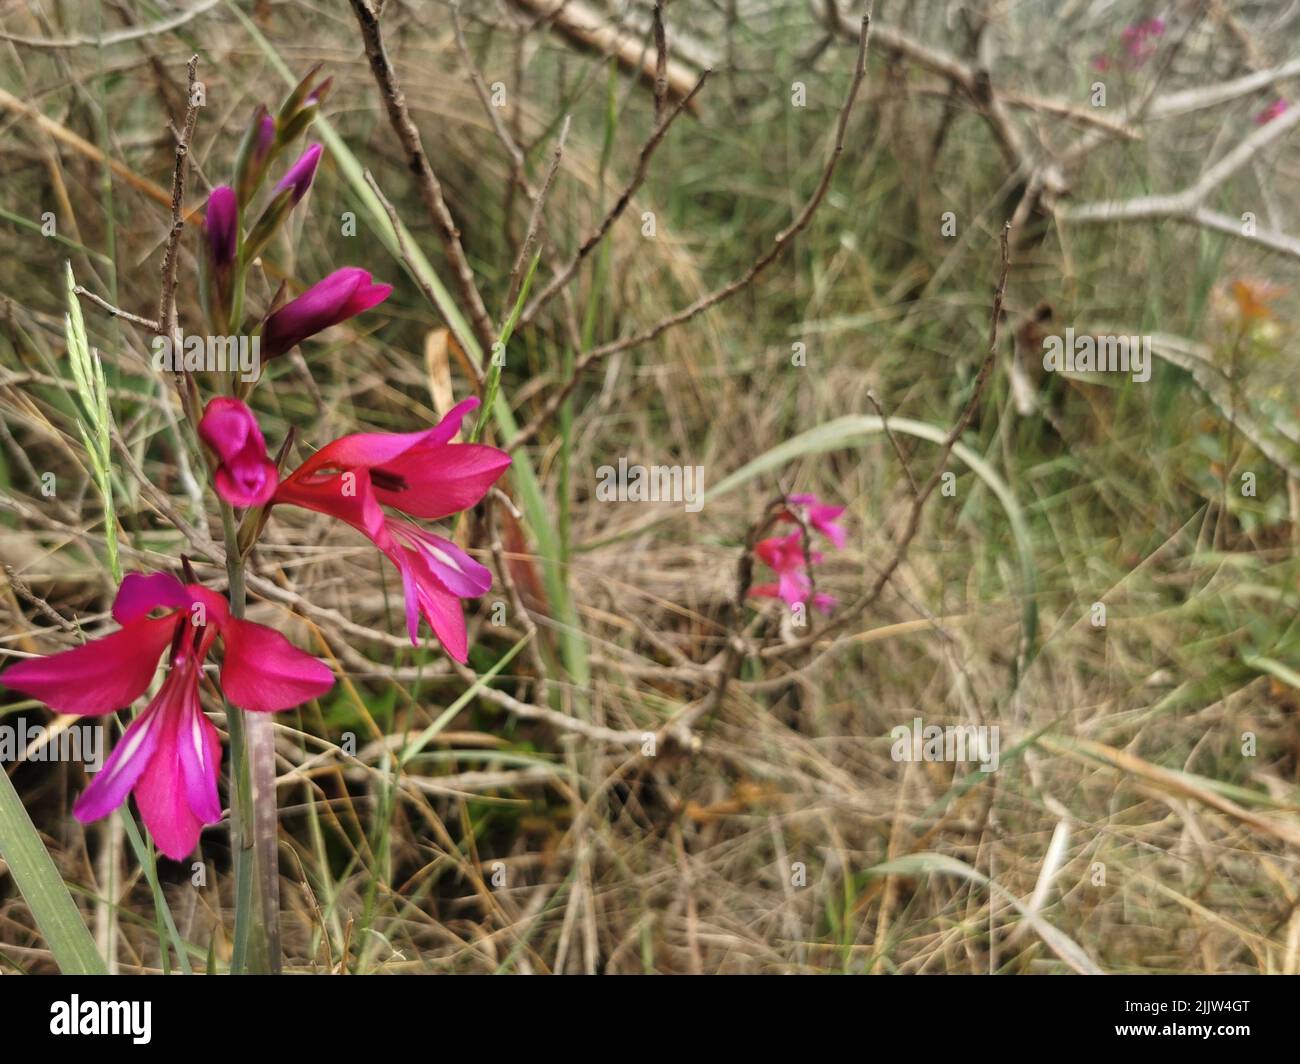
[[220, 501, 280, 973]]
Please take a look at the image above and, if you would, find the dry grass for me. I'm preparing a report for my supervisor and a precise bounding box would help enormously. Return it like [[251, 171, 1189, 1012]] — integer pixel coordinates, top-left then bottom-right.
[[2, 1, 1300, 974]]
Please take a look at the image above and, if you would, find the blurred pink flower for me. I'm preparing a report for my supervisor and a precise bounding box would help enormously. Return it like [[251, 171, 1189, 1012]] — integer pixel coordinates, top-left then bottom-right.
[[1117, 16, 1165, 65], [749, 532, 835, 614], [780, 492, 847, 549], [1254, 98, 1289, 125]]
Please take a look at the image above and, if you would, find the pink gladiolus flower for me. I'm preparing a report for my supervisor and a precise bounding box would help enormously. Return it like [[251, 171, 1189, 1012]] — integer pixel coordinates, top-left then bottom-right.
[[1120, 17, 1164, 63], [199, 397, 278, 508], [274, 142, 323, 204], [273, 396, 511, 661], [261, 267, 392, 359], [748, 532, 835, 614], [780, 493, 847, 549], [1255, 98, 1289, 125], [1, 572, 333, 859]]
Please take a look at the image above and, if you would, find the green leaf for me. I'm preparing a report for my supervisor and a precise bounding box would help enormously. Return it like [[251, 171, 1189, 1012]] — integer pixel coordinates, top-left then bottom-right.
[[0, 766, 105, 973]]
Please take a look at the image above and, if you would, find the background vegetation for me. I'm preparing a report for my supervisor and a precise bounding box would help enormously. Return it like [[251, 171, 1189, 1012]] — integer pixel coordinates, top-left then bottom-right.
[[2, 0, 1300, 973]]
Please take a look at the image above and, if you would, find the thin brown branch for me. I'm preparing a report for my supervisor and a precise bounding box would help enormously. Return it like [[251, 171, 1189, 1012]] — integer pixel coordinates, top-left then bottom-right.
[[652, 1, 669, 124], [74, 286, 159, 332], [502, 115, 571, 321], [348, 0, 498, 360], [518, 69, 711, 328], [362, 169, 486, 390], [508, 6, 872, 452], [866, 389, 919, 499], [156, 55, 199, 341]]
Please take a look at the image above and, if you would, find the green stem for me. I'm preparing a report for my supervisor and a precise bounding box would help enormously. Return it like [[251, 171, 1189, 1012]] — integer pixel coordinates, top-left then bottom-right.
[[220, 502, 278, 973]]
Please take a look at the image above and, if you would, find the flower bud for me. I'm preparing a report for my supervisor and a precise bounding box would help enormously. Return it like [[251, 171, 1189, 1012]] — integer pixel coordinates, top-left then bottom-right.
[[261, 268, 392, 359], [198, 397, 278, 508]]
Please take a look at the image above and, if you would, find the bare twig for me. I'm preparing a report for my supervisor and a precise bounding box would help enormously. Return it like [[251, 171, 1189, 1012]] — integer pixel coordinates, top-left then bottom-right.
[[652, 1, 669, 124], [508, 7, 872, 452], [510, 0, 705, 112], [518, 70, 711, 327], [1061, 100, 1300, 261], [363, 169, 486, 389], [156, 55, 200, 341], [866, 389, 918, 499], [348, 0, 498, 360], [0, 0, 220, 49], [74, 286, 159, 332], [502, 115, 571, 321]]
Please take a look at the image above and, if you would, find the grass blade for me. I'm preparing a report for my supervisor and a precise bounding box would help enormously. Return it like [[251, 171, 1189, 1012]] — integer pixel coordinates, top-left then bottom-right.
[[0, 766, 105, 973]]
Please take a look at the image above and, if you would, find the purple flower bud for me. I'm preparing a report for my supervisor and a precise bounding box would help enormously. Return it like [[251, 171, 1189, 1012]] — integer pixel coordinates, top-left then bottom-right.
[[254, 106, 276, 164], [205, 186, 238, 270], [262, 268, 393, 359], [274, 143, 323, 205]]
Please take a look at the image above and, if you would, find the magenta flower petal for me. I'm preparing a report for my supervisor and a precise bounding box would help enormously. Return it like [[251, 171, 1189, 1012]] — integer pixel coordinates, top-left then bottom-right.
[[273, 394, 508, 660], [393, 547, 469, 660], [219, 616, 334, 712], [200, 396, 262, 459], [274, 142, 323, 204], [2, 616, 179, 716], [176, 689, 223, 825], [1255, 98, 1289, 125], [112, 571, 191, 625], [131, 676, 208, 861], [813, 592, 837, 615], [255, 108, 276, 160], [783, 494, 847, 549], [279, 399, 485, 488], [421, 396, 480, 448], [776, 569, 811, 607], [391, 524, 492, 598], [199, 397, 278, 508], [214, 462, 277, 509], [375, 444, 513, 520], [72, 701, 166, 823], [261, 267, 392, 359]]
